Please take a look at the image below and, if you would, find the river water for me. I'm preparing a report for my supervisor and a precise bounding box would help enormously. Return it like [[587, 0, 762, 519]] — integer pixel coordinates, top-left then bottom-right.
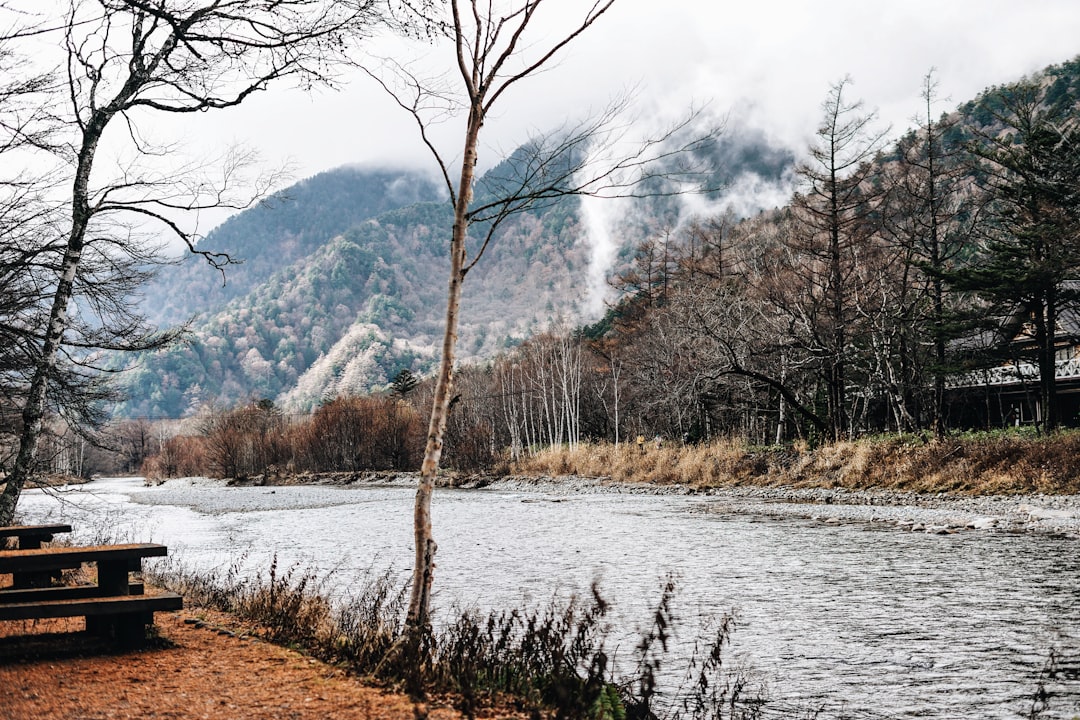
[[16, 476, 1080, 719]]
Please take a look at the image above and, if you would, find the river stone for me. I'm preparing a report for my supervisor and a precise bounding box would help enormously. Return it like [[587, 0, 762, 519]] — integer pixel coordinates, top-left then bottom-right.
[[1019, 504, 1077, 521]]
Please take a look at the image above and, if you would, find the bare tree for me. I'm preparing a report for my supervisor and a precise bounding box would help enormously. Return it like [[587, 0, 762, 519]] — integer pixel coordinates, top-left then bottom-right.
[[0, 9, 65, 481], [790, 77, 889, 440], [366, 0, 713, 636], [876, 71, 983, 434], [650, 213, 832, 442], [0, 0, 381, 524]]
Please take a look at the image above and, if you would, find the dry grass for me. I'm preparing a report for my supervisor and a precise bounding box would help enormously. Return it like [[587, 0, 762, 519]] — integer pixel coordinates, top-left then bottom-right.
[[508, 438, 784, 488], [509, 430, 1080, 495]]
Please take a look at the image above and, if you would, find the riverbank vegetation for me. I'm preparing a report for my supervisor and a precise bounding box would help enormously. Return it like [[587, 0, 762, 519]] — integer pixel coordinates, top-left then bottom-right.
[[138, 551, 1074, 719], [148, 559, 771, 719], [122, 403, 1080, 495], [509, 430, 1080, 495]]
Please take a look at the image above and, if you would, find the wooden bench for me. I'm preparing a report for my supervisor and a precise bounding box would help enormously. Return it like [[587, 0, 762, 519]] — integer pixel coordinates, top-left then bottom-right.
[[0, 543, 182, 647], [0, 524, 72, 550], [0, 524, 73, 587]]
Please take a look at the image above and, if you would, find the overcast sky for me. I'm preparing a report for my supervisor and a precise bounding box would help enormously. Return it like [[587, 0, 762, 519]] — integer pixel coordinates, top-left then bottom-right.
[[167, 0, 1080, 188]]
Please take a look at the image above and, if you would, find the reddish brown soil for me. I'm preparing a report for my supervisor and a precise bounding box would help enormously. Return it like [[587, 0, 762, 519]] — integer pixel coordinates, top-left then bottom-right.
[[0, 608, 503, 720]]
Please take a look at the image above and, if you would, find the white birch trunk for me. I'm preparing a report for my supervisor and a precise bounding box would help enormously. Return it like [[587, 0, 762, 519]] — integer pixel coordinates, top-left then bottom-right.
[[406, 102, 481, 629]]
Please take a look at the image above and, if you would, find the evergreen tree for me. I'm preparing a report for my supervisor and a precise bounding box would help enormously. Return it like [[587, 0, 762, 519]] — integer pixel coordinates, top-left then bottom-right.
[[391, 368, 419, 396], [950, 82, 1080, 431]]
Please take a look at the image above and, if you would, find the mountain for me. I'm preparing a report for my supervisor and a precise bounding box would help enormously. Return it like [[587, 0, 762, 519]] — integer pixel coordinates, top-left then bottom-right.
[[141, 166, 445, 327], [115, 126, 796, 418]]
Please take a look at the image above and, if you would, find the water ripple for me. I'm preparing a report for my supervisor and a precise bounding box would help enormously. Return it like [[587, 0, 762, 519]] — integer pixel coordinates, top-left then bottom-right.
[[18, 477, 1080, 719]]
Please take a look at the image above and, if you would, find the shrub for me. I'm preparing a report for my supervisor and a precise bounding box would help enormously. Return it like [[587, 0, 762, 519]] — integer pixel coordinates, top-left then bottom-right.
[[140, 434, 209, 480]]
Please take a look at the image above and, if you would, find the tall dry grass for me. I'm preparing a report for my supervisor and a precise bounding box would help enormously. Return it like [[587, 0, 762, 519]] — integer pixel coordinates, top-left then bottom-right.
[[509, 430, 1080, 495], [508, 438, 783, 487]]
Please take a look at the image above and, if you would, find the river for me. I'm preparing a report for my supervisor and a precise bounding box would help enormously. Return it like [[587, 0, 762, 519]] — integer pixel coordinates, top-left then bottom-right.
[[16, 476, 1080, 719]]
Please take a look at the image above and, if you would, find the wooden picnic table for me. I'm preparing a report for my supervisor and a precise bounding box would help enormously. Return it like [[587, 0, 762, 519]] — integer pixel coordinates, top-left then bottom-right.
[[0, 523, 72, 549], [0, 542, 181, 648]]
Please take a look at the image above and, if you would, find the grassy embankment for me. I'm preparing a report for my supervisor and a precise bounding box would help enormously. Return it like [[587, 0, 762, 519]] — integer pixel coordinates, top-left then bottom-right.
[[506, 429, 1080, 495]]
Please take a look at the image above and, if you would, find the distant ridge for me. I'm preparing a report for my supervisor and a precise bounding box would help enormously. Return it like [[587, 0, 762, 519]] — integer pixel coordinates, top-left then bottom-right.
[[141, 166, 445, 327], [116, 122, 803, 417]]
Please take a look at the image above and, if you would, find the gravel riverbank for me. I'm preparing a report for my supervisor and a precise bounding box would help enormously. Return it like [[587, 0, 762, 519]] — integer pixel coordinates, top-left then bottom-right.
[[457, 474, 1080, 539], [235, 469, 1080, 539]]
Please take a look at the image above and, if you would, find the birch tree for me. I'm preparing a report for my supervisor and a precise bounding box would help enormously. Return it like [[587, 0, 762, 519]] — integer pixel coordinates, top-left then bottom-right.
[[0, 0, 380, 525], [368, 0, 712, 636]]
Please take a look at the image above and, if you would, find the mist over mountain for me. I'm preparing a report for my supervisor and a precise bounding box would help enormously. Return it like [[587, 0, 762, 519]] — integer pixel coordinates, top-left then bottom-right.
[[114, 121, 804, 418]]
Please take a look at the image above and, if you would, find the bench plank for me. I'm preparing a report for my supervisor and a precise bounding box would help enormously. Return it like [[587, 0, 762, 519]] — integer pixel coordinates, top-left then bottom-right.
[[0, 582, 144, 604], [0, 524, 73, 539], [0, 543, 167, 573], [0, 592, 182, 622], [0, 524, 72, 550]]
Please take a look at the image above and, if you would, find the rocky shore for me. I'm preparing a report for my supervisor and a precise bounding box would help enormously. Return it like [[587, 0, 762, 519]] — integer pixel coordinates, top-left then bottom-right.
[[470, 474, 1080, 538]]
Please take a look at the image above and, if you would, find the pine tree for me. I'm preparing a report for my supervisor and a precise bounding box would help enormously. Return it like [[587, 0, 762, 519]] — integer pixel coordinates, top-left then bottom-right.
[[949, 82, 1080, 431], [391, 368, 419, 396]]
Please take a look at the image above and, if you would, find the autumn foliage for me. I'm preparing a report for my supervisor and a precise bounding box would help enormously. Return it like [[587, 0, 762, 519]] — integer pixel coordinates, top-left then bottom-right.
[[142, 397, 425, 481]]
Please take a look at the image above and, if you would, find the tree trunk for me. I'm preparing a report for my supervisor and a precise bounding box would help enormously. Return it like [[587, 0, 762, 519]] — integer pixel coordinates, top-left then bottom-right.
[[406, 105, 482, 631], [0, 119, 102, 525], [1040, 292, 1059, 432]]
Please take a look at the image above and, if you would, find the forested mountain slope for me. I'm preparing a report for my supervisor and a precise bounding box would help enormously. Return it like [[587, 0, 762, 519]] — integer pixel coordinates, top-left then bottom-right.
[[117, 126, 796, 418], [578, 55, 1080, 443], [141, 167, 444, 327], [117, 56, 1080, 425]]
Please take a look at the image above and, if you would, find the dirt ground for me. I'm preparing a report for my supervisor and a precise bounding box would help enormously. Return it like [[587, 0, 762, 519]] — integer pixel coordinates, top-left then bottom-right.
[[0, 607, 506, 720]]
